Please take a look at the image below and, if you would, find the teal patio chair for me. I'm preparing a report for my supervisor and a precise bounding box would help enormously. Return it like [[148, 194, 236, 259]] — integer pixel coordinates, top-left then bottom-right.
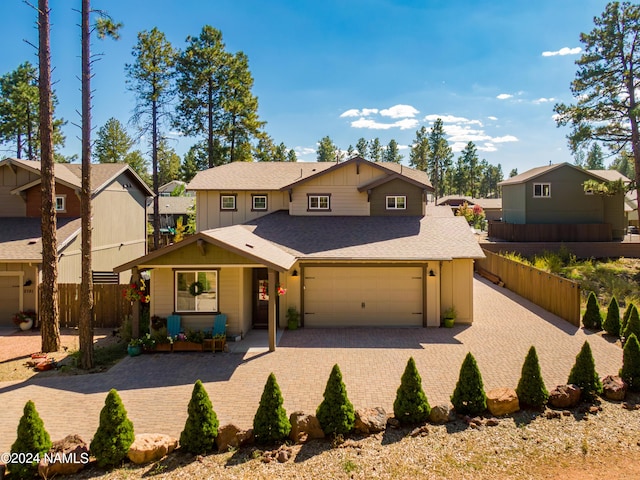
[[212, 314, 227, 352], [167, 314, 181, 338]]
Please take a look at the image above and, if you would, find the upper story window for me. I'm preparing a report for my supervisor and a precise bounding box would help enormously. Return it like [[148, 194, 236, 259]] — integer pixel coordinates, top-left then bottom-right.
[[252, 194, 268, 211], [220, 194, 237, 211], [386, 195, 406, 210], [533, 183, 551, 198], [55, 195, 66, 212], [308, 194, 331, 211]]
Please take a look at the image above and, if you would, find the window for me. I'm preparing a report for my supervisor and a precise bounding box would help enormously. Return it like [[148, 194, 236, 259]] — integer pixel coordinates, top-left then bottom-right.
[[252, 194, 267, 211], [533, 183, 551, 198], [386, 195, 406, 210], [220, 194, 236, 210], [55, 195, 66, 212], [308, 194, 330, 211], [175, 270, 218, 312]]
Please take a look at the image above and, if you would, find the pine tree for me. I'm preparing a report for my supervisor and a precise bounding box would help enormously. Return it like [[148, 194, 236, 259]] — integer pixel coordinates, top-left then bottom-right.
[[253, 373, 291, 444], [620, 333, 640, 391], [90, 389, 135, 468], [451, 352, 487, 415], [603, 296, 621, 337], [515, 346, 549, 409], [393, 357, 431, 424], [622, 302, 635, 332], [316, 364, 355, 436], [623, 305, 640, 341], [317, 136, 337, 162], [582, 291, 602, 330], [567, 341, 603, 402], [10, 400, 52, 479], [180, 380, 218, 454]]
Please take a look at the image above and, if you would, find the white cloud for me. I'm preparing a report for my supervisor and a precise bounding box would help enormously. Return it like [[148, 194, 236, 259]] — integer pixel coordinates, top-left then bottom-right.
[[492, 135, 518, 143], [295, 147, 316, 156], [340, 108, 379, 118], [534, 97, 555, 104], [542, 47, 581, 57], [487, 116, 498, 121], [379, 104, 419, 118], [424, 114, 482, 126], [497, 93, 513, 100], [350, 117, 418, 130], [478, 143, 498, 152]]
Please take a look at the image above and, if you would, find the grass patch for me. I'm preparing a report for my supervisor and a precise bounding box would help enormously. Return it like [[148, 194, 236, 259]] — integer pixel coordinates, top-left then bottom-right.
[[62, 341, 127, 374]]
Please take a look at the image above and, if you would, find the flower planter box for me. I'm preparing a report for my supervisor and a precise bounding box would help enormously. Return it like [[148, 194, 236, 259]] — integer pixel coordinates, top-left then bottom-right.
[[154, 343, 173, 352], [173, 341, 203, 352]]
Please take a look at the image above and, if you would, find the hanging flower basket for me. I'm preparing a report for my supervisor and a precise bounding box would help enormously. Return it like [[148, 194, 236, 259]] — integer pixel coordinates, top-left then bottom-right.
[[188, 281, 204, 297]]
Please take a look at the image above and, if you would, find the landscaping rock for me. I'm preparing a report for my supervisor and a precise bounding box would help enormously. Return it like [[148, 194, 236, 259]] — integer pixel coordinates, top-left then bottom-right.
[[485, 418, 500, 427], [387, 417, 400, 428], [549, 384, 582, 409], [127, 433, 178, 464], [354, 407, 387, 434], [603, 375, 627, 401], [216, 424, 254, 452], [545, 410, 561, 419], [487, 387, 520, 416], [409, 425, 429, 437], [289, 412, 324, 443], [429, 404, 453, 424], [38, 434, 89, 477]]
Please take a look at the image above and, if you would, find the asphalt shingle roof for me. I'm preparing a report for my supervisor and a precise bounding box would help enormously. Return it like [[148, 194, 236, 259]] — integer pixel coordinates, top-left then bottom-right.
[[0, 217, 81, 261]]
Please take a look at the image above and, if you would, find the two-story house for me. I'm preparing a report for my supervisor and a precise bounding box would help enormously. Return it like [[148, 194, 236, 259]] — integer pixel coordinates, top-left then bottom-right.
[[115, 157, 484, 346], [0, 157, 152, 326]]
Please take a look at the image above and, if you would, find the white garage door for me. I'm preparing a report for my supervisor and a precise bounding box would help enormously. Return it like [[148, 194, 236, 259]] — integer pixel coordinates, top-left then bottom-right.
[[0, 275, 21, 327], [303, 266, 423, 327]]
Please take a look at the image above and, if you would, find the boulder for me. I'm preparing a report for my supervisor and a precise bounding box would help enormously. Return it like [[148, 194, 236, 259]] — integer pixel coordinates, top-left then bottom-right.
[[487, 388, 520, 416], [38, 434, 89, 477], [289, 412, 324, 443], [602, 375, 627, 401], [127, 433, 178, 464], [216, 424, 254, 452], [429, 404, 453, 424], [354, 407, 387, 434], [549, 384, 582, 409]]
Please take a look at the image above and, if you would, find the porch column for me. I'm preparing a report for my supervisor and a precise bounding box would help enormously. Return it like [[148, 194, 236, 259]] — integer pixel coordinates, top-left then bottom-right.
[[132, 267, 140, 338], [268, 268, 277, 351]]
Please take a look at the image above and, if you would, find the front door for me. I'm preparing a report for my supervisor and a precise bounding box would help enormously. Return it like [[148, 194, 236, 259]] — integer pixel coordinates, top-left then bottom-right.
[[252, 268, 269, 328]]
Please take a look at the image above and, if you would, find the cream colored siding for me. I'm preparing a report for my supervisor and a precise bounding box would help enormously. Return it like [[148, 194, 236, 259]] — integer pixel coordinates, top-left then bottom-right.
[[0, 271, 23, 326], [150, 268, 174, 318], [197, 190, 289, 229], [0, 164, 39, 216], [440, 259, 474, 324], [303, 266, 423, 327]]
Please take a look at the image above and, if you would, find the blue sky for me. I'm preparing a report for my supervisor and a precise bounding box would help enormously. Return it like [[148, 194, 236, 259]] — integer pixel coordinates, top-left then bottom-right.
[[0, 0, 611, 175]]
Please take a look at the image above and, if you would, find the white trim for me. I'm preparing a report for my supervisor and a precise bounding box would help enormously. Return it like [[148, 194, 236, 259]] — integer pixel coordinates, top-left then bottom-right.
[[174, 270, 218, 313], [386, 195, 407, 210], [533, 183, 551, 198], [308, 195, 330, 210]]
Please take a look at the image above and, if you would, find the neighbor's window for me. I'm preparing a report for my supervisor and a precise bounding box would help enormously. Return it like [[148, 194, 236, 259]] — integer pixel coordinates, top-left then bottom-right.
[[386, 195, 406, 210], [55, 195, 66, 212], [220, 194, 236, 210], [252, 194, 267, 211], [308, 194, 330, 210], [533, 183, 551, 198], [175, 270, 218, 312]]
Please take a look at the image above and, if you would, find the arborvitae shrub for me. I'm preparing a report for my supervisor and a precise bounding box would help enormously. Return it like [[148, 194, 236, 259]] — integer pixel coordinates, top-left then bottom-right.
[[620, 333, 640, 392], [316, 364, 355, 436], [393, 357, 431, 424], [90, 389, 135, 468], [603, 296, 621, 337], [451, 352, 487, 415], [582, 291, 602, 330], [515, 346, 549, 409], [10, 400, 52, 479], [253, 373, 291, 444], [623, 305, 640, 341], [567, 341, 603, 402], [180, 380, 219, 454], [622, 302, 636, 332]]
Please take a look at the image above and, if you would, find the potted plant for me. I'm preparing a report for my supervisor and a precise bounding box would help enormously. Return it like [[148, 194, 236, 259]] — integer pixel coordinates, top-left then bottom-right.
[[127, 338, 143, 356], [13, 311, 35, 331], [140, 333, 156, 353], [443, 306, 456, 328], [286, 306, 300, 330]]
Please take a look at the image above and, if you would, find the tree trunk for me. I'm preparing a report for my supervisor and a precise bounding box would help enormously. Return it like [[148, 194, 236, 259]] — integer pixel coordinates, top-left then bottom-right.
[[207, 77, 214, 169], [152, 98, 160, 251], [79, 0, 94, 369], [38, 0, 60, 353]]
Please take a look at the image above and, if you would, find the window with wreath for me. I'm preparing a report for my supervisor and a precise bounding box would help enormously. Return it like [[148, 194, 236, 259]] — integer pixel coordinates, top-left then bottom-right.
[[308, 194, 330, 210], [533, 183, 551, 198], [386, 195, 406, 210], [175, 270, 218, 312]]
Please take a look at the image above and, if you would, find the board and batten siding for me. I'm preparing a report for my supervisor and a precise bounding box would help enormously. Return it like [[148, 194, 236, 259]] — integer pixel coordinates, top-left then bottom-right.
[[439, 259, 474, 324], [197, 190, 289, 229], [0, 163, 40, 216], [369, 178, 425, 216]]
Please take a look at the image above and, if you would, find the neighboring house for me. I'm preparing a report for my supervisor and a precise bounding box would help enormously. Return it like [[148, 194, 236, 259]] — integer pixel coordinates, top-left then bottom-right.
[[493, 162, 627, 241], [437, 195, 503, 222], [115, 157, 484, 344], [0, 158, 153, 326], [147, 196, 195, 233]]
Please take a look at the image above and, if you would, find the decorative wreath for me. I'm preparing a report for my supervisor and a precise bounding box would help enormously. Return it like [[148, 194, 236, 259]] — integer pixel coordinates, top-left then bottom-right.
[[188, 281, 204, 297]]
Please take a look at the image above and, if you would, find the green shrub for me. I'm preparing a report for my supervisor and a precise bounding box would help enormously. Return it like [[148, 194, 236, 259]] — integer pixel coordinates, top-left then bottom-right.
[[451, 352, 487, 415], [90, 389, 135, 468], [316, 364, 355, 436], [10, 400, 52, 479], [623, 305, 640, 341], [602, 296, 621, 337], [582, 291, 602, 330], [180, 380, 219, 454], [622, 302, 635, 332], [620, 333, 640, 392], [393, 357, 431, 424], [253, 373, 291, 444], [515, 346, 549, 409], [567, 341, 603, 402]]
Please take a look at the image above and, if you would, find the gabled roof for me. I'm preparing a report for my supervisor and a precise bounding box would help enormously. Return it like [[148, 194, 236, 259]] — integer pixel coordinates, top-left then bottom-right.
[[499, 162, 612, 186], [0, 217, 81, 261], [587, 169, 631, 183], [147, 196, 195, 215], [436, 195, 502, 210]]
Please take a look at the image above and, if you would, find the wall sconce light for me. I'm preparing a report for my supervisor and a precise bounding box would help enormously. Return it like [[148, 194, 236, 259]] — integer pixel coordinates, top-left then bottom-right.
[[428, 269, 436, 277], [292, 269, 299, 277], [24, 279, 32, 286]]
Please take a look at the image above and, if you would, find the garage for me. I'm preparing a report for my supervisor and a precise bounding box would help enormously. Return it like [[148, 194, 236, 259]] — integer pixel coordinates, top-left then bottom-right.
[[302, 266, 424, 327], [0, 274, 21, 327]]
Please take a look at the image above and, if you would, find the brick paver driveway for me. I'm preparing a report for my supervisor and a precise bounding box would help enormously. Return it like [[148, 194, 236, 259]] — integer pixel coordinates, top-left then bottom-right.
[[0, 276, 622, 452]]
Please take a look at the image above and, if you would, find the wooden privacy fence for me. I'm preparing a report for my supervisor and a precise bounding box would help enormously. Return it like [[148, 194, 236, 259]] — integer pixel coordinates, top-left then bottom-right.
[[59, 284, 132, 328], [488, 222, 612, 242], [475, 249, 581, 326]]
